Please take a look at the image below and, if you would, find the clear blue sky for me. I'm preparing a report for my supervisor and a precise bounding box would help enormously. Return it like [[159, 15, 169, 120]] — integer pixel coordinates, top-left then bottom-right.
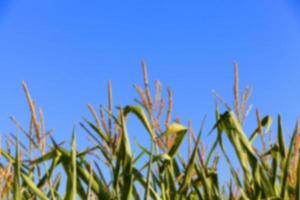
[[0, 0, 300, 182]]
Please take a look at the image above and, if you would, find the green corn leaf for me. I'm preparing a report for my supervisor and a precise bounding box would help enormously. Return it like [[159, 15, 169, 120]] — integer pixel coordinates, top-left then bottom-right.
[[296, 150, 300, 200], [71, 130, 78, 200], [132, 185, 141, 200], [133, 168, 162, 200], [133, 151, 145, 164], [144, 140, 154, 200], [194, 166, 212, 199], [95, 144, 113, 166], [124, 105, 155, 139], [224, 111, 257, 158], [278, 115, 286, 158], [249, 115, 272, 143], [52, 174, 62, 199], [280, 121, 298, 199], [160, 123, 188, 158], [37, 155, 61, 189], [74, 177, 86, 199], [2, 138, 49, 200], [119, 109, 132, 159], [21, 173, 49, 200], [0, 147, 15, 164], [58, 145, 110, 199], [30, 149, 61, 165], [119, 109, 133, 200], [217, 111, 255, 184], [271, 152, 279, 188], [84, 118, 110, 144], [139, 153, 171, 172], [179, 118, 205, 194], [258, 165, 277, 197], [205, 136, 219, 167], [64, 132, 77, 200], [217, 128, 244, 195], [13, 135, 21, 200], [86, 164, 94, 200]]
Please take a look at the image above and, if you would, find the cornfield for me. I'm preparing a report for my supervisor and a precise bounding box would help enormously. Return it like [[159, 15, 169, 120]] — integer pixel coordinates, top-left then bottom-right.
[[0, 61, 300, 200]]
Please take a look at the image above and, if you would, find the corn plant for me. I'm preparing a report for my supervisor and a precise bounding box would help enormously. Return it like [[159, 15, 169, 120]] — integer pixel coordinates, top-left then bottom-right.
[[0, 61, 299, 199]]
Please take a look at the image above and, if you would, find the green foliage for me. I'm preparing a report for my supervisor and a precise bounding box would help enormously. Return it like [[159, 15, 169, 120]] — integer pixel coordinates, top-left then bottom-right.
[[0, 63, 299, 200]]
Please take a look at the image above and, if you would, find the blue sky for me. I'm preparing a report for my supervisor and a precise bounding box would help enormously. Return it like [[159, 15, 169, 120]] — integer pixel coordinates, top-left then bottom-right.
[[0, 0, 300, 183]]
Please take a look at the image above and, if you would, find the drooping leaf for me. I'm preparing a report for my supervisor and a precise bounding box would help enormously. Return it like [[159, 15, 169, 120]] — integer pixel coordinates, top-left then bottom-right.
[[160, 123, 188, 158]]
